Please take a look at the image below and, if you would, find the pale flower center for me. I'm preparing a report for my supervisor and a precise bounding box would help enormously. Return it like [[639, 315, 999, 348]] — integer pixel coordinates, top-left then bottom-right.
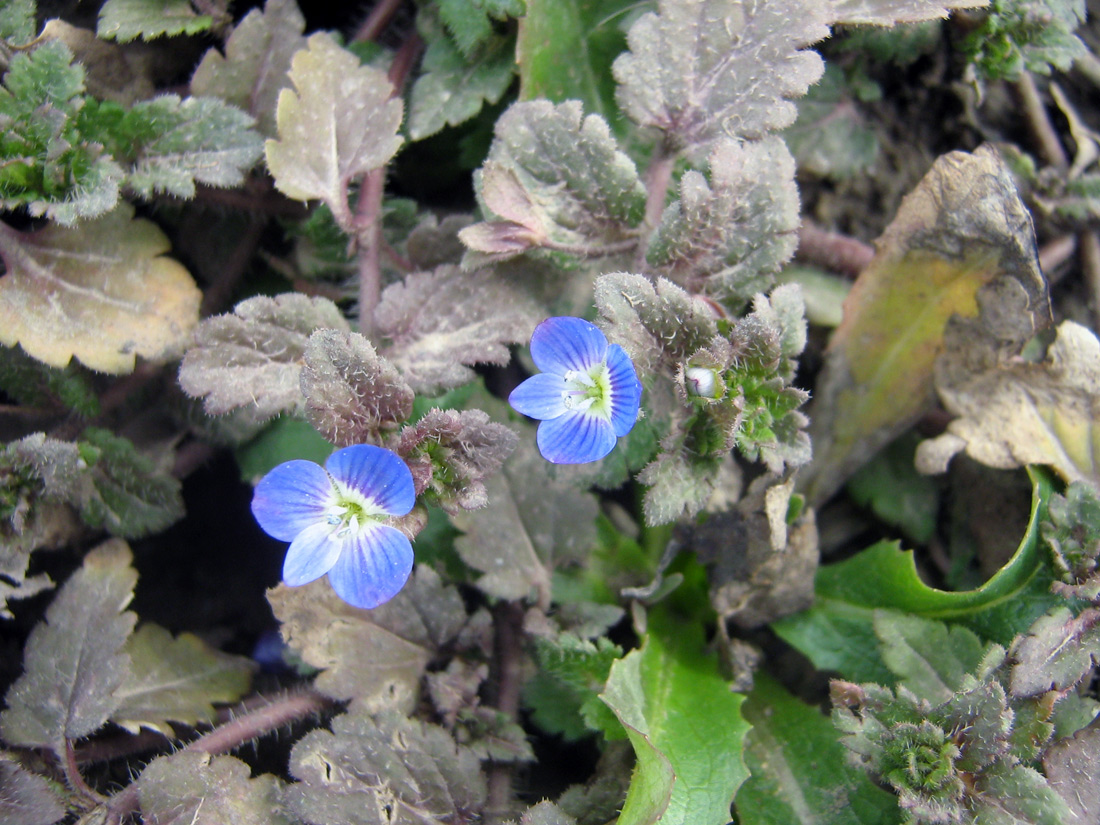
[[324, 479, 388, 540], [561, 363, 612, 419]]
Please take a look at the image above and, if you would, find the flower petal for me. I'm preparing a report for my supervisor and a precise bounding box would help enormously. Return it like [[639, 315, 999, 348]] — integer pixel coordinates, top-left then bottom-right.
[[282, 520, 344, 585], [536, 409, 617, 464], [606, 343, 643, 437], [530, 316, 608, 375], [509, 372, 569, 420], [325, 444, 415, 516], [326, 523, 414, 609], [251, 459, 335, 541]]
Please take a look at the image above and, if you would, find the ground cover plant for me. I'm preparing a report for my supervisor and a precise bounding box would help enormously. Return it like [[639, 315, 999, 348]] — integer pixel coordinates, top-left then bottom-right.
[[3, 0, 1100, 822]]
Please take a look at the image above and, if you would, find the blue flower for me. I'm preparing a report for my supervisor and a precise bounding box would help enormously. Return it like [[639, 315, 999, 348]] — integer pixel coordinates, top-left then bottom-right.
[[251, 444, 416, 609], [509, 317, 642, 464]]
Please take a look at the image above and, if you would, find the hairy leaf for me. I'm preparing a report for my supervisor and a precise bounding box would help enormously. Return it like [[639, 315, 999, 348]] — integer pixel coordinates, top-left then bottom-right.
[[0, 0, 35, 43], [98, 0, 215, 41], [599, 611, 750, 825], [0, 345, 100, 416], [1009, 607, 1100, 697], [265, 33, 403, 227], [916, 321, 1100, 487], [137, 751, 291, 825], [647, 137, 800, 309], [0, 203, 201, 373], [179, 293, 349, 424], [0, 754, 67, 825], [268, 566, 467, 711], [524, 634, 623, 741], [111, 623, 254, 736], [735, 672, 901, 825], [300, 329, 414, 446], [805, 144, 1050, 506], [191, 0, 308, 137], [376, 265, 539, 394], [783, 64, 878, 180], [1043, 717, 1100, 822], [461, 100, 645, 257], [613, 0, 829, 147], [514, 801, 578, 825], [0, 540, 136, 750], [829, 0, 988, 25], [874, 611, 994, 703], [286, 708, 487, 824]]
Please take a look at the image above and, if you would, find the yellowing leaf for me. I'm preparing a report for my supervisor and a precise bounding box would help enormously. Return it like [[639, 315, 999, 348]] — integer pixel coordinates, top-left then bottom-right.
[[0, 204, 200, 374], [264, 33, 403, 225]]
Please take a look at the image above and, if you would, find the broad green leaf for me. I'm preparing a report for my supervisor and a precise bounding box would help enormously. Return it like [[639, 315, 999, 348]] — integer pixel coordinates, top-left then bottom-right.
[[0, 203, 201, 374], [1009, 607, 1100, 697], [234, 416, 335, 483], [829, 0, 988, 25], [407, 18, 515, 141], [268, 566, 467, 711], [190, 0, 308, 137], [0, 0, 35, 43], [612, 0, 829, 147], [598, 611, 750, 825], [97, 0, 215, 42], [734, 672, 901, 825], [524, 634, 623, 740], [436, 0, 524, 58], [516, 0, 638, 140], [916, 321, 1100, 488], [873, 611, 993, 703], [774, 469, 1061, 683], [111, 623, 255, 736], [805, 144, 1050, 506], [137, 752, 292, 825], [265, 33, 403, 227], [846, 433, 939, 544], [0, 753, 67, 825], [0, 540, 136, 751], [178, 293, 349, 426]]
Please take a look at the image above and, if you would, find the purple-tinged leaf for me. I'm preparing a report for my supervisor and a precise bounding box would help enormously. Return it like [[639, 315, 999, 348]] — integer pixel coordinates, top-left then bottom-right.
[[300, 329, 414, 446], [1009, 607, 1100, 698], [376, 265, 539, 394], [0, 755, 67, 825], [179, 293, 349, 425], [0, 540, 136, 751], [1043, 716, 1100, 822], [829, 0, 988, 26]]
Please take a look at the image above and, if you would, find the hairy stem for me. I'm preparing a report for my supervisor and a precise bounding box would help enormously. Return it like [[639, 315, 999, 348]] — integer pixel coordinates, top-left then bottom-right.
[[636, 144, 677, 270], [64, 739, 107, 805], [484, 601, 526, 824], [354, 0, 407, 43], [354, 168, 386, 340], [795, 220, 875, 277]]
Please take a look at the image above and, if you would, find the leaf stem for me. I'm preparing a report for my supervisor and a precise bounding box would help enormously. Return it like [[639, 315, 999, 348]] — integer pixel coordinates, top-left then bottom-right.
[[354, 0, 408, 43], [637, 145, 677, 270], [484, 601, 526, 824], [542, 237, 640, 258], [354, 168, 386, 340], [1013, 72, 1068, 172], [795, 220, 875, 277], [64, 738, 108, 805]]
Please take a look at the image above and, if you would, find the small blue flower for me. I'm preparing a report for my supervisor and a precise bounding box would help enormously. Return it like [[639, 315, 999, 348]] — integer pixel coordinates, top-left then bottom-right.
[[509, 317, 642, 464], [251, 444, 416, 609]]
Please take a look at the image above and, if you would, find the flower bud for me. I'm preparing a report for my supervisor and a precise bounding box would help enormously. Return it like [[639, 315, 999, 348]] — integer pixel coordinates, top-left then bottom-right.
[[684, 366, 723, 399]]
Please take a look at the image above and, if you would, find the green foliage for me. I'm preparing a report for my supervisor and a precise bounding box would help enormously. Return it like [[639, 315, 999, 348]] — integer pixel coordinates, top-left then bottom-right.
[[98, 0, 217, 42], [1042, 481, 1100, 600], [525, 633, 623, 740], [963, 0, 1086, 80], [848, 434, 940, 545], [0, 0, 35, 43], [436, 0, 525, 58]]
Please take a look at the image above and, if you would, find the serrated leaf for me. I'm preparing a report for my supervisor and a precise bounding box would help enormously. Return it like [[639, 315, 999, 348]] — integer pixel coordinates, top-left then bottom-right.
[[969, 760, 1070, 825], [774, 469, 1061, 683], [516, 801, 578, 825], [137, 751, 291, 825], [178, 293, 350, 425], [111, 623, 254, 736], [524, 634, 623, 740], [286, 708, 487, 824], [97, 0, 215, 42], [829, 0, 988, 25], [462, 99, 645, 256], [375, 265, 539, 394], [1043, 717, 1100, 822], [265, 33, 403, 226], [612, 0, 828, 147], [190, 0, 308, 137], [0, 203, 200, 373], [805, 144, 1050, 506], [0, 345, 100, 416], [268, 565, 467, 711], [110, 95, 264, 198], [438, 0, 494, 57], [599, 610, 750, 825], [915, 321, 1100, 488], [646, 137, 800, 310], [407, 24, 515, 141], [0, 540, 136, 751], [0, 754, 67, 825], [300, 329, 414, 447], [734, 672, 901, 825], [0, 0, 36, 43], [79, 427, 184, 538], [1009, 607, 1100, 697]]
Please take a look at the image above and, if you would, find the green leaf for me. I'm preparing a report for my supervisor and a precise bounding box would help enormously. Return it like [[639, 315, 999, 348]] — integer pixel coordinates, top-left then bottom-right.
[[0, 540, 136, 751], [0, 346, 100, 416], [524, 634, 623, 740], [1043, 717, 1100, 822], [234, 416, 335, 483], [79, 427, 184, 539], [0, 753, 68, 825], [598, 610, 750, 825], [407, 25, 515, 141], [97, 0, 215, 42], [0, 203, 201, 374], [829, 0, 989, 25], [265, 33, 403, 228], [612, 0, 828, 147], [963, 0, 1085, 80], [1009, 607, 1100, 698], [774, 469, 1062, 683], [136, 751, 292, 825], [190, 0, 308, 137], [110, 623, 255, 736], [783, 63, 878, 180], [734, 672, 901, 825], [846, 433, 939, 545], [0, 0, 35, 44]]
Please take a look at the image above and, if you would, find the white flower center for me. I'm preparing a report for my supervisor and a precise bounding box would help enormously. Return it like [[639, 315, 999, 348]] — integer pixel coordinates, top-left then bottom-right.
[[561, 364, 612, 418], [324, 479, 388, 540]]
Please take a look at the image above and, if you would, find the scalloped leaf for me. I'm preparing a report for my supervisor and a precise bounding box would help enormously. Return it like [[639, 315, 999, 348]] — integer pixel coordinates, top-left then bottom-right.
[[1009, 607, 1100, 698], [829, 0, 988, 25], [0, 203, 200, 373], [0, 540, 136, 751], [190, 0, 308, 137], [98, 0, 215, 42], [178, 293, 349, 425], [0, 754, 67, 825], [612, 0, 829, 147], [265, 33, 403, 226]]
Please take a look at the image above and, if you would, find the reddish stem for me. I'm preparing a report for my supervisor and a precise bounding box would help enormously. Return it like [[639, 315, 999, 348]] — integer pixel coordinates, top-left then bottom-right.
[[354, 0, 407, 43], [484, 602, 526, 823], [795, 220, 875, 277]]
